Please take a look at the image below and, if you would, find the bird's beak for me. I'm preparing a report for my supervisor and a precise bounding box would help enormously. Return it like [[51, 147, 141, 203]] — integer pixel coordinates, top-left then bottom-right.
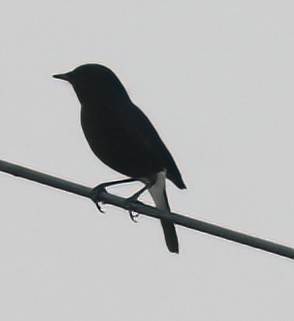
[[52, 72, 71, 81]]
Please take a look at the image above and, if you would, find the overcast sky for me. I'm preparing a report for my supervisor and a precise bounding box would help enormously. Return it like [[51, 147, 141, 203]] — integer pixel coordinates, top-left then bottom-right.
[[1, 1, 293, 320]]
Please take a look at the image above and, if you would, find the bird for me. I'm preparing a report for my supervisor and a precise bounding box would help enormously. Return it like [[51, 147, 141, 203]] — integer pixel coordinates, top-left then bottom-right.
[[53, 64, 186, 253]]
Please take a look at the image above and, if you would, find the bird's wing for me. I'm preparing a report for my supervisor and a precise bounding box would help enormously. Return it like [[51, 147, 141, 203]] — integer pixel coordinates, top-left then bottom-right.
[[129, 104, 186, 189]]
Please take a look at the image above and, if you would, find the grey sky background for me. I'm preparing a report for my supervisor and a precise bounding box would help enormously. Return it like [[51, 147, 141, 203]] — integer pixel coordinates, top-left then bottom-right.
[[1, 1, 293, 320]]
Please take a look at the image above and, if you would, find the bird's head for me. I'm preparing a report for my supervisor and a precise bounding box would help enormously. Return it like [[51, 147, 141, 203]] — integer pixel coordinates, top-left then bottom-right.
[[53, 63, 130, 106]]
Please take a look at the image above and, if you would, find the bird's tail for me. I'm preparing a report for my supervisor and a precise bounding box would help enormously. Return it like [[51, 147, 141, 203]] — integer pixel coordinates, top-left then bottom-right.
[[148, 172, 179, 253]]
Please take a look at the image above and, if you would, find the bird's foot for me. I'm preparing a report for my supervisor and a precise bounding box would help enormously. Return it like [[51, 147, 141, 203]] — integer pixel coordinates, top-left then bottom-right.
[[90, 179, 145, 214], [96, 202, 105, 214], [123, 184, 149, 223], [124, 196, 140, 223], [90, 184, 108, 213], [129, 211, 140, 222], [91, 178, 150, 219]]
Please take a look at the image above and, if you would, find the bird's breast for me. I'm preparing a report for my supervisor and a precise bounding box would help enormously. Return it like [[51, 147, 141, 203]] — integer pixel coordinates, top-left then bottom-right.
[[80, 105, 120, 153], [80, 104, 164, 178]]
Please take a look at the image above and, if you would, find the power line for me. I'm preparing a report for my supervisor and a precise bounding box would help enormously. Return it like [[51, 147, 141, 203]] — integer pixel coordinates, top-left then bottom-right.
[[1, 159, 293, 260]]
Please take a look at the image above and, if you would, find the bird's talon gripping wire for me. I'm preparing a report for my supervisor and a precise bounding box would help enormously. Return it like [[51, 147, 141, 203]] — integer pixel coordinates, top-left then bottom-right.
[[95, 202, 105, 214], [124, 184, 149, 223], [91, 184, 108, 214], [129, 210, 139, 223], [91, 179, 146, 215], [123, 196, 140, 223]]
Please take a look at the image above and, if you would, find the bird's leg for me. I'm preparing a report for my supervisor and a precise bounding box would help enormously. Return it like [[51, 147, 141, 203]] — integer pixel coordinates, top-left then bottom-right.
[[91, 178, 145, 213], [124, 182, 151, 222]]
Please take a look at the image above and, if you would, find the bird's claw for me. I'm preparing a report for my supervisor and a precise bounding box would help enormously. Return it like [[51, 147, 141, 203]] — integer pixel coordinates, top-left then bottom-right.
[[129, 210, 139, 223], [91, 179, 148, 219], [95, 202, 105, 213], [91, 184, 108, 214], [124, 194, 141, 223]]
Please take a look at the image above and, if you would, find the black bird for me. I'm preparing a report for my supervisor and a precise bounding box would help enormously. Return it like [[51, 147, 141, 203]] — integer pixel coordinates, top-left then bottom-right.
[[53, 64, 186, 253]]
